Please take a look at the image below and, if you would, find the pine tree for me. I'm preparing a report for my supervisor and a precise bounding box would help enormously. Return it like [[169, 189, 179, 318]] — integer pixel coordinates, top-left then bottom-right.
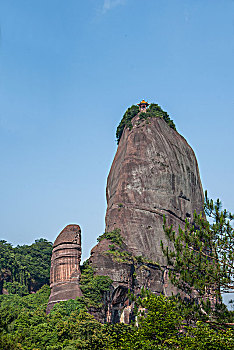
[[161, 191, 234, 316]]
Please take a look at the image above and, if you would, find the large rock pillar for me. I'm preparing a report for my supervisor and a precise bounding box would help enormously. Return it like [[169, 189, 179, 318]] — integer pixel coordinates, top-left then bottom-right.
[[46, 224, 82, 313], [90, 115, 204, 322]]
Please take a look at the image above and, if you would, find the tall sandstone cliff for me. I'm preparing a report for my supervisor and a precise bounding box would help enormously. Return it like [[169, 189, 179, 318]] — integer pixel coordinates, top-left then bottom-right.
[[90, 114, 204, 323]]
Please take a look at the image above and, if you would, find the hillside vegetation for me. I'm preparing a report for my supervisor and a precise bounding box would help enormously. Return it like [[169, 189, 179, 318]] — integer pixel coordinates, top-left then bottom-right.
[[0, 197, 233, 348], [0, 286, 233, 350], [0, 239, 52, 295], [0, 230, 233, 349]]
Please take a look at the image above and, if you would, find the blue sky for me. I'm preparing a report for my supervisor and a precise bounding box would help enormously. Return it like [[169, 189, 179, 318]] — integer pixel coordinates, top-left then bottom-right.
[[0, 0, 234, 268]]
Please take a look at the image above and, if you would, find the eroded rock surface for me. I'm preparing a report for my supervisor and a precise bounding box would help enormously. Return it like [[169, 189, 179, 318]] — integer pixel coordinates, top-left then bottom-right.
[[90, 115, 204, 323], [46, 224, 82, 313]]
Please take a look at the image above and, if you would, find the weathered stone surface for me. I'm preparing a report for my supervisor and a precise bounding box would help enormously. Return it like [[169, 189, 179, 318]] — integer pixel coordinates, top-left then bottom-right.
[[90, 115, 204, 322], [46, 224, 82, 313]]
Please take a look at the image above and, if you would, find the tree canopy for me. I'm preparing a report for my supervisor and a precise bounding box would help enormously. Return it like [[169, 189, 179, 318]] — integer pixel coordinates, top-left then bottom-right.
[[161, 191, 234, 319], [0, 194, 233, 348], [0, 239, 52, 295], [0, 287, 233, 349], [116, 103, 176, 144]]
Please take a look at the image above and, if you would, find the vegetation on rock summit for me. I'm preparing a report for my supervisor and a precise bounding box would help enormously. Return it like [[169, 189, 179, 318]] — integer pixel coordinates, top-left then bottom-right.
[[116, 103, 176, 144]]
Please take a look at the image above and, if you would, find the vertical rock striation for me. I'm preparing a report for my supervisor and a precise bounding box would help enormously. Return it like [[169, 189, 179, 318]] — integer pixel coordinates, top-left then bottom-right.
[[90, 115, 204, 323], [46, 224, 82, 313]]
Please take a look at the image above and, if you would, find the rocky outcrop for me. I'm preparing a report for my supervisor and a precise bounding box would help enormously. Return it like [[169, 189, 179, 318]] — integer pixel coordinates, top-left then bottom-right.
[[46, 224, 82, 313], [90, 114, 204, 323]]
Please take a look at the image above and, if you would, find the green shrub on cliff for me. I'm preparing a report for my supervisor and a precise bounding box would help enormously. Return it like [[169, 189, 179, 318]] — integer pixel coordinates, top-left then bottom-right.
[[98, 229, 161, 268], [140, 103, 176, 130], [97, 228, 123, 246], [116, 103, 176, 144], [79, 261, 112, 306], [116, 105, 139, 144]]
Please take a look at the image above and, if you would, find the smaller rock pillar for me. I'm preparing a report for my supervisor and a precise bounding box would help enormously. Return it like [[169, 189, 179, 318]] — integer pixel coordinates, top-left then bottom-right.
[[46, 224, 82, 313]]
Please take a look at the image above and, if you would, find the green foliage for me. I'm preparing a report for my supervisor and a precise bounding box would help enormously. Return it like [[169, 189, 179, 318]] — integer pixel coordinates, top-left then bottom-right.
[[116, 103, 176, 144], [105, 291, 234, 349], [0, 287, 109, 350], [181, 322, 234, 350], [97, 228, 123, 247], [134, 255, 160, 268], [3, 281, 28, 296], [99, 229, 161, 271], [116, 104, 139, 144], [137, 295, 182, 348], [138, 103, 176, 131], [147, 103, 176, 130], [80, 260, 112, 307], [0, 260, 113, 349], [105, 247, 133, 264], [0, 238, 52, 294], [0, 285, 233, 349], [161, 191, 234, 319], [49, 298, 86, 318], [103, 323, 135, 349], [98, 228, 135, 264], [0, 285, 50, 334], [0, 194, 233, 349]]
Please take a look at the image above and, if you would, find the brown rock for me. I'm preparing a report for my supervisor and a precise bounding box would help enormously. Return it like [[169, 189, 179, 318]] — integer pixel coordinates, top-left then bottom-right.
[[90, 115, 204, 322], [46, 224, 82, 313]]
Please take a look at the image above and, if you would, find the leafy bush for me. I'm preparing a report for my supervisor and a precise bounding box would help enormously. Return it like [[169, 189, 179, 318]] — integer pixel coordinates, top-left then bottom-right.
[[134, 255, 160, 268], [97, 228, 123, 247], [139, 103, 176, 130], [80, 261, 112, 307], [116, 105, 139, 144], [105, 248, 133, 264], [116, 102, 176, 144], [98, 229, 161, 268], [3, 281, 29, 296]]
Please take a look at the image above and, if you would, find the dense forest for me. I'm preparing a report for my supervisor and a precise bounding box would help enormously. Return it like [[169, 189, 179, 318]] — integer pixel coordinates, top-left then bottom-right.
[[0, 284, 233, 349], [0, 239, 52, 296], [0, 241, 233, 348], [0, 194, 233, 349]]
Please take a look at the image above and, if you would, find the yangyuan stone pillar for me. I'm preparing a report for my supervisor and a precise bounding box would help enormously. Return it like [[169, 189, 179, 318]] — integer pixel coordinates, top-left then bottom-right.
[[46, 224, 82, 313]]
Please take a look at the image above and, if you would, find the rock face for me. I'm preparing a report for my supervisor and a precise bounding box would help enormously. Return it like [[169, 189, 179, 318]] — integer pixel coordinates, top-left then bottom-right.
[[46, 224, 82, 313], [90, 115, 204, 323]]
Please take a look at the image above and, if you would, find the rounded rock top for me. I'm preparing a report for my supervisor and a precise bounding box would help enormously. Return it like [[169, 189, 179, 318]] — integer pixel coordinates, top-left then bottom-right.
[[53, 224, 81, 247]]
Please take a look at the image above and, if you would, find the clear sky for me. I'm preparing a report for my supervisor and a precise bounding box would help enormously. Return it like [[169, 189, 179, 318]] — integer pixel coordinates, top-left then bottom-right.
[[0, 0, 233, 265]]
